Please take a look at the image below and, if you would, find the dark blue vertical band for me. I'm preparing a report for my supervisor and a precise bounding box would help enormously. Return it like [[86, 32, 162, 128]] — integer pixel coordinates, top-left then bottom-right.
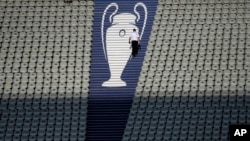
[[87, 1, 157, 140]]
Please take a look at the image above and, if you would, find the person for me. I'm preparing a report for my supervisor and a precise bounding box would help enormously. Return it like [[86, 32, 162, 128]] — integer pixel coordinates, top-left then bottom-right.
[[128, 29, 140, 57]]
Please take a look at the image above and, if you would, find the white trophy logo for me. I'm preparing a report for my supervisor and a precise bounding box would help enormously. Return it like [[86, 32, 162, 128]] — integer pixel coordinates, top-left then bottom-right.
[[101, 2, 147, 87]]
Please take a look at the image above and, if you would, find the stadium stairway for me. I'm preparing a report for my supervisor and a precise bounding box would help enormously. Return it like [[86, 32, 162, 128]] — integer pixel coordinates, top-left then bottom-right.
[[86, 0, 157, 140]]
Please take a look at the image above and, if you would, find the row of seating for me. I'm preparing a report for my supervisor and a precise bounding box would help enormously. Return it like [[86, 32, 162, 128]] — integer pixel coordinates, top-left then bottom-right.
[[139, 69, 250, 79], [158, 0, 247, 4], [0, 0, 94, 6], [155, 13, 249, 21], [0, 97, 88, 109], [0, 38, 91, 44], [130, 95, 250, 107], [152, 18, 250, 25], [157, 4, 248, 11]]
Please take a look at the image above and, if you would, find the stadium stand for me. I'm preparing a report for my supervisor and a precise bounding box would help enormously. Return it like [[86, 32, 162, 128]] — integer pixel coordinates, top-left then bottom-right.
[[123, 0, 250, 141], [0, 0, 93, 140], [0, 0, 250, 141]]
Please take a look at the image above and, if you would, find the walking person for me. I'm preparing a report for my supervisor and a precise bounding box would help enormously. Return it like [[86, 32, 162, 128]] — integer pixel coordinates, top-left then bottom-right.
[[128, 29, 140, 57]]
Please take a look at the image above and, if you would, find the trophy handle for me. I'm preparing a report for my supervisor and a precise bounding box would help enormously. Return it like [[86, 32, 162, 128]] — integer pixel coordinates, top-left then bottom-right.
[[134, 2, 147, 41], [101, 3, 119, 60]]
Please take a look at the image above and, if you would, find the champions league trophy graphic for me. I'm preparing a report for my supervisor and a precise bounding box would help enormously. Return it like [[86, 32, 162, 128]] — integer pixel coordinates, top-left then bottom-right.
[[101, 2, 147, 87]]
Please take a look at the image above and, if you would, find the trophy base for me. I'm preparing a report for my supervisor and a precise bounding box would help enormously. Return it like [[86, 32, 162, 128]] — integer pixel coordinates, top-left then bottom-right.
[[102, 79, 126, 87]]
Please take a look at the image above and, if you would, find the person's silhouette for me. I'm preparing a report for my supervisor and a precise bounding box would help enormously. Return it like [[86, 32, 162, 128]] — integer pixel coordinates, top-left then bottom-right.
[[128, 29, 140, 57]]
